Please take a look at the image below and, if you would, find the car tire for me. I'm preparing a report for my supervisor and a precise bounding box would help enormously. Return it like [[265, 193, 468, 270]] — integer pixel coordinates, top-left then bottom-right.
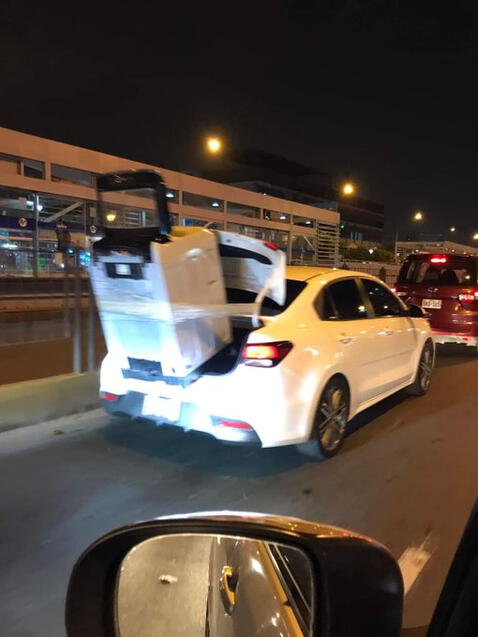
[[298, 377, 350, 460], [406, 340, 434, 396]]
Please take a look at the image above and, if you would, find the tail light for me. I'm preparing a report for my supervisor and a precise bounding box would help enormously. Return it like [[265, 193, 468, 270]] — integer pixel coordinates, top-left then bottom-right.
[[241, 341, 293, 367], [101, 392, 119, 402], [458, 291, 478, 309], [263, 240, 279, 251], [430, 255, 448, 264], [217, 418, 253, 430]]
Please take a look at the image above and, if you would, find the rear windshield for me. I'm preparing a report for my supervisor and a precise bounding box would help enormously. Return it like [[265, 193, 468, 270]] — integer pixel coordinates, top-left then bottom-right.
[[398, 256, 477, 286], [226, 279, 307, 315]]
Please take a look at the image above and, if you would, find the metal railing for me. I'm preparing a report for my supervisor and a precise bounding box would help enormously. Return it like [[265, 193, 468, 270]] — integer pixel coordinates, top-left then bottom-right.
[[0, 249, 101, 384]]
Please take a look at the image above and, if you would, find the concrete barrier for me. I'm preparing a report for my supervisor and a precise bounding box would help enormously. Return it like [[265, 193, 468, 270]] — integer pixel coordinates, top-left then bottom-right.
[[0, 373, 99, 433]]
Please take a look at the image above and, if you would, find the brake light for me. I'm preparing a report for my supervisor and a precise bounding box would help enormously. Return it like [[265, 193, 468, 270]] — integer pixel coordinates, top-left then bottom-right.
[[430, 255, 448, 264], [263, 240, 279, 251], [241, 341, 293, 367], [101, 392, 119, 402], [218, 419, 253, 430], [458, 290, 478, 306]]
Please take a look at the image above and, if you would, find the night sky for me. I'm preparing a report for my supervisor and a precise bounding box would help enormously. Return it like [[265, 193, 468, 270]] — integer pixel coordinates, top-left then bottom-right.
[[1, 1, 477, 241]]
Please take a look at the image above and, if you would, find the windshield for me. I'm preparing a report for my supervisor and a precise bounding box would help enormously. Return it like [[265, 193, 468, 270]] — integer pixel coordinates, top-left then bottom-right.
[[398, 256, 477, 286]]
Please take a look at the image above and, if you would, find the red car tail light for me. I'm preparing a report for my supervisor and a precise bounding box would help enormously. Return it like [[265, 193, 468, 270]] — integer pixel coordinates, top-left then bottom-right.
[[218, 419, 253, 430], [101, 392, 119, 402], [430, 255, 448, 264], [263, 240, 279, 251], [458, 290, 478, 309], [241, 341, 293, 367]]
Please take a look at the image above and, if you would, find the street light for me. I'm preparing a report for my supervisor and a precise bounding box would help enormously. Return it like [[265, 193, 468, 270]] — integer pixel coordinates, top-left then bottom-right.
[[450, 226, 456, 232], [473, 233, 478, 240], [342, 182, 355, 195], [413, 211, 424, 221], [206, 136, 222, 154]]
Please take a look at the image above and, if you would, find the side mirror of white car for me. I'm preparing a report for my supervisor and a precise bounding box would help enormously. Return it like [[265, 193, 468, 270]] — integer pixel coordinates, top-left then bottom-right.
[[65, 513, 403, 637]]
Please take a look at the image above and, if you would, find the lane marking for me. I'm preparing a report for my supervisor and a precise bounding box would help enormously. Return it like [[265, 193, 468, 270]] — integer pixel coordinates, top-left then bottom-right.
[[398, 535, 435, 595]]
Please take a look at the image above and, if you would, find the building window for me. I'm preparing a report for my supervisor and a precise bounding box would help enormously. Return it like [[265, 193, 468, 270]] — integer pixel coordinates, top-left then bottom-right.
[[291, 234, 315, 264], [182, 217, 223, 230], [0, 153, 45, 179], [264, 210, 290, 224], [227, 201, 260, 218], [183, 192, 224, 211], [293, 215, 315, 228], [165, 189, 178, 203], [51, 164, 94, 187]]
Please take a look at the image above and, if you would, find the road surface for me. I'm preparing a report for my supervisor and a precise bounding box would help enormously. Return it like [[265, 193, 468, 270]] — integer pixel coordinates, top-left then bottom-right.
[[1, 345, 478, 635]]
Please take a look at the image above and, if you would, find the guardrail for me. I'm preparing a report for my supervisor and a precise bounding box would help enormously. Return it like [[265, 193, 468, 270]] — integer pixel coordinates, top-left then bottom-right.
[[0, 249, 99, 380]]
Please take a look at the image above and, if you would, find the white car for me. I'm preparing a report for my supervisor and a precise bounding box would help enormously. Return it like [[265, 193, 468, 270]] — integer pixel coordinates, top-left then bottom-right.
[[100, 267, 434, 459]]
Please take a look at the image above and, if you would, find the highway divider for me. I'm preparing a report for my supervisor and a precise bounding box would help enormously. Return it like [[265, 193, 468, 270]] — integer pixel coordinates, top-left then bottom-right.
[[0, 373, 99, 433]]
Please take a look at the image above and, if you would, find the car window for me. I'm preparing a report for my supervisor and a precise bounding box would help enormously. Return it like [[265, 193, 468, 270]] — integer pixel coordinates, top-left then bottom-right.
[[361, 279, 403, 317], [267, 543, 313, 634], [226, 279, 307, 316], [322, 278, 368, 320], [398, 256, 477, 286]]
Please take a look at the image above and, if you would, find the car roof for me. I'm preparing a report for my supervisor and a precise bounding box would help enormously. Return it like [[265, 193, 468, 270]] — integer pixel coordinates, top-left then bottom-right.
[[286, 265, 376, 282], [286, 265, 334, 281]]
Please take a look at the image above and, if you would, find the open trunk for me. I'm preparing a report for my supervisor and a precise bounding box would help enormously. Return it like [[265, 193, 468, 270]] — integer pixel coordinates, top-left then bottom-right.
[[90, 170, 285, 385]]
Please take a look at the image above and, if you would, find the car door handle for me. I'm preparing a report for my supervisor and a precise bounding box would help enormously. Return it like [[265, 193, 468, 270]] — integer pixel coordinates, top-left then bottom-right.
[[220, 565, 237, 615]]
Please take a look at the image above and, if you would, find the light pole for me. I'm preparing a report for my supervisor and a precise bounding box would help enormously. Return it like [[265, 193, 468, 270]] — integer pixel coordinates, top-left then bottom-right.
[[395, 210, 424, 262]]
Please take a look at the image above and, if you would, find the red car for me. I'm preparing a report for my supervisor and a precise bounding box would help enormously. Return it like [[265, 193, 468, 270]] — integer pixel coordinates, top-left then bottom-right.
[[394, 253, 478, 351]]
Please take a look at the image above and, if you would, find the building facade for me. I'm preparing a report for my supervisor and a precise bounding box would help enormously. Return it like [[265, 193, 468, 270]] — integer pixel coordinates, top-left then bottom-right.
[[0, 128, 340, 275], [203, 148, 384, 244]]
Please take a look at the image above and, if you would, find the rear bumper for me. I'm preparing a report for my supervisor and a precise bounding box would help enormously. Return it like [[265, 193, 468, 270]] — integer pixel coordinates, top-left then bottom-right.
[[101, 392, 262, 445], [432, 331, 478, 347]]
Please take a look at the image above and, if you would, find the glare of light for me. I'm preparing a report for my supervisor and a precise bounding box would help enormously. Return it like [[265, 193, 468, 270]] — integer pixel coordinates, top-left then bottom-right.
[[106, 213, 116, 222], [368, 248, 375, 254], [279, 215, 287, 220], [413, 211, 423, 221], [306, 220, 312, 225], [250, 557, 264, 575], [473, 233, 478, 240], [37, 204, 43, 212], [166, 191, 175, 199], [2, 242, 18, 249], [206, 137, 222, 153], [450, 226, 456, 232], [211, 201, 220, 208], [342, 182, 354, 195]]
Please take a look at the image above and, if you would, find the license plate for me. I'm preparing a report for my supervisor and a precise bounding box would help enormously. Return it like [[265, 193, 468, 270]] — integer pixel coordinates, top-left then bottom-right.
[[142, 391, 181, 422], [422, 299, 442, 309]]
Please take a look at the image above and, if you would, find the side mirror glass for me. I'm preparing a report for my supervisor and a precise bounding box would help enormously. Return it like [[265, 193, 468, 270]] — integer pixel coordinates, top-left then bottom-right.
[[117, 534, 314, 636], [65, 514, 404, 637], [408, 304, 425, 318]]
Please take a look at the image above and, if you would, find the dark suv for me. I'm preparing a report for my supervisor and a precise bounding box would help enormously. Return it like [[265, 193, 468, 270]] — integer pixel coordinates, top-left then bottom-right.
[[394, 253, 478, 350]]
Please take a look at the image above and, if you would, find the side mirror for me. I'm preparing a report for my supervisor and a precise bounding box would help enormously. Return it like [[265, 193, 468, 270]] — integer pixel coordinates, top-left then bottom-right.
[[407, 304, 425, 318], [65, 513, 403, 637]]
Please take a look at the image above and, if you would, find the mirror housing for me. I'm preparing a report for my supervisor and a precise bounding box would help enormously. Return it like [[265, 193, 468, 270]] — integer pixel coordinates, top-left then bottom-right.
[[65, 513, 403, 637], [407, 304, 425, 318]]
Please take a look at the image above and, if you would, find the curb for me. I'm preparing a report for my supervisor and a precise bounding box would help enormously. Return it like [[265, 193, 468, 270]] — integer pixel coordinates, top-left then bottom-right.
[[0, 373, 99, 433]]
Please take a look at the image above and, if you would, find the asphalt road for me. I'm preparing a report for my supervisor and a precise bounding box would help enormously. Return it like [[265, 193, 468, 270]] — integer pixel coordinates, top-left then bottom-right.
[[1, 345, 478, 636]]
